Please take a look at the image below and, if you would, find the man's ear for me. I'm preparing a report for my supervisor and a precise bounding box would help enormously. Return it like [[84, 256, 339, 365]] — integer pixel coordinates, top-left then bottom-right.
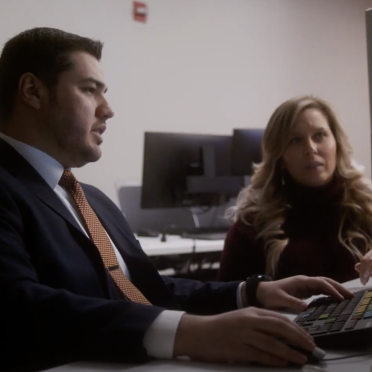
[[18, 73, 48, 110]]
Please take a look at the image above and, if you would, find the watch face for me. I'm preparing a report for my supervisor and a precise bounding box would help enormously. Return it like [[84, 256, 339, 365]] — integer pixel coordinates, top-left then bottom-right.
[[247, 274, 272, 281]]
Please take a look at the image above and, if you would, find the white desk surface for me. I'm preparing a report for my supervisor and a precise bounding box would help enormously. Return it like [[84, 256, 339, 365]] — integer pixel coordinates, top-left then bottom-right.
[[45, 278, 372, 372], [45, 352, 372, 372], [136, 235, 225, 256]]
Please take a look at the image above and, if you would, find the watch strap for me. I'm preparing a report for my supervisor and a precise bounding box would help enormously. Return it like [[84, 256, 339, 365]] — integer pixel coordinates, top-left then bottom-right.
[[245, 275, 272, 308]]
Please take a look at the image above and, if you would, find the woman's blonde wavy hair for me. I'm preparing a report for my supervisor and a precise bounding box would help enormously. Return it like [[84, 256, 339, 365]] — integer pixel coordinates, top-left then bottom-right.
[[227, 95, 372, 277]]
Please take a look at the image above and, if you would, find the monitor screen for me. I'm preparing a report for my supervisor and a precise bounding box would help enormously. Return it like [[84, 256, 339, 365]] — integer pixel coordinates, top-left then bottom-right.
[[141, 132, 233, 209], [231, 128, 264, 176]]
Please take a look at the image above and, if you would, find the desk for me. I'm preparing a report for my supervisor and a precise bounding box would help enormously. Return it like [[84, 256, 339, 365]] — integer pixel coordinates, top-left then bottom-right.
[[44, 352, 372, 372], [44, 279, 372, 372], [136, 235, 225, 257], [137, 235, 225, 277]]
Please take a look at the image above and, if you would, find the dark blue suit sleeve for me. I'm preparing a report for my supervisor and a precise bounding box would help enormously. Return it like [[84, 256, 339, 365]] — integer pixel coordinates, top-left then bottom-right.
[[161, 276, 241, 315], [84, 183, 241, 316], [0, 139, 242, 371], [0, 174, 241, 371], [0, 182, 163, 371]]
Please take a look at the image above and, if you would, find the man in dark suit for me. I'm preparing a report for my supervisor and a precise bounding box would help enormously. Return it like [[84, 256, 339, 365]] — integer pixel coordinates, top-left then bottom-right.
[[0, 27, 351, 372]]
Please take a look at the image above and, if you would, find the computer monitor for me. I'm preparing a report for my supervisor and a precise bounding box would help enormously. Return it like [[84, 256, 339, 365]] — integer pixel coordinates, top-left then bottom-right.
[[141, 132, 241, 209], [231, 128, 265, 176]]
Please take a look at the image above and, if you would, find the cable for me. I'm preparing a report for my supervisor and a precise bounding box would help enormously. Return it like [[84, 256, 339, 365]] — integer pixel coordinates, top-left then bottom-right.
[[324, 351, 372, 361], [187, 238, 197, 273]]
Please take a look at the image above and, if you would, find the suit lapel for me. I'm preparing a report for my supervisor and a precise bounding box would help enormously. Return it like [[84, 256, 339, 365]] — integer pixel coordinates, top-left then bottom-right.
[[85, 192, 149, 273], [0, 139, 179, 308], [0, 138, 137, 267], [0, 139, 83, 234], [85, 188, 180, 309]]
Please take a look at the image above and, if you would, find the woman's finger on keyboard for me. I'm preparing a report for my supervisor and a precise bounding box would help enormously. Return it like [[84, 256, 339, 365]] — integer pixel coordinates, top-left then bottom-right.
[[356, 251, 372, 285]]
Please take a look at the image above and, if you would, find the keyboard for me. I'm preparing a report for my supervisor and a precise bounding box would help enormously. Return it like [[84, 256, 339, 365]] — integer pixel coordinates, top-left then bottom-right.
[[294, 289, 372, 348], [166, 226, 229, 235], [181, 232, 227, 240], [164, 226, 229, 240]]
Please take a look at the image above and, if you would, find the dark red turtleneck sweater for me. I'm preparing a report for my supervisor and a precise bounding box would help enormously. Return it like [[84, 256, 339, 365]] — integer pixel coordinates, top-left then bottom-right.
[[217, 177, 360, 283]]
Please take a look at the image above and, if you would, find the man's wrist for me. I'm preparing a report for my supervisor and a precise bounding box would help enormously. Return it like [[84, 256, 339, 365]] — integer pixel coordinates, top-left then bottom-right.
[[244, 275, 272, 307], [173, 314, 205, 358], [240, 282, 248, 307]]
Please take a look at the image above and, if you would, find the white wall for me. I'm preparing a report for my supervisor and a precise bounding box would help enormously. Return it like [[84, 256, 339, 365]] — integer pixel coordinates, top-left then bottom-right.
[[0, 0, 371, 205]]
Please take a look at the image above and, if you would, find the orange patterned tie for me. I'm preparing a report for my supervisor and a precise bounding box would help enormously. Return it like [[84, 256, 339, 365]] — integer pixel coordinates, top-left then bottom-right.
[[59, 169, 151, 305]]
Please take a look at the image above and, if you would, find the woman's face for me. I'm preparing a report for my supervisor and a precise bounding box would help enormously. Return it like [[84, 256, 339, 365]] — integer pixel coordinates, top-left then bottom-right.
[[281, 108, 337, 187]]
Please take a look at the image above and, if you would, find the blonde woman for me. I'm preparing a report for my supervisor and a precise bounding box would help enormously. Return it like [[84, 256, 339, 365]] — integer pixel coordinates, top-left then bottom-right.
[[218, 95, 372, 284]]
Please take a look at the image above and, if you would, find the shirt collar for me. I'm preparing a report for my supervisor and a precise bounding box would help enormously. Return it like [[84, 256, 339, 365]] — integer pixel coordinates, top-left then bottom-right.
[[0, 133, 65, 190]]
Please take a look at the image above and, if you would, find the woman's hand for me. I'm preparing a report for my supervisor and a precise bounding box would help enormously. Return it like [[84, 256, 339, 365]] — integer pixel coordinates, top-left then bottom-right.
[[355, 250, 372, 285]]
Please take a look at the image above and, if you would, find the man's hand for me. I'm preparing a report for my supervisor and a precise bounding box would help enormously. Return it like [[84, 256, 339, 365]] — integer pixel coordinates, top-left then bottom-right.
[[256, 275, 354, 311], [173, 308, 315, 367]]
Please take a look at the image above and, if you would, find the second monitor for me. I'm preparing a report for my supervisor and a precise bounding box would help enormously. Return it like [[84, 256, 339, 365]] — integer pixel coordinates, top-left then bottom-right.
[[141, 129, 264, 210], [141, 132, 238, 209], [231, 128, 264, 177]]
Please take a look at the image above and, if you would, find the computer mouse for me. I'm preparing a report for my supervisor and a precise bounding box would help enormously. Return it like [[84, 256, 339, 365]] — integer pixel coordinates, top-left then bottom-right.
[[289, 345, 326, 364]]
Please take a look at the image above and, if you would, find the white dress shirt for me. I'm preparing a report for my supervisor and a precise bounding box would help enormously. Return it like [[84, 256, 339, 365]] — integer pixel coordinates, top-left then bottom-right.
[[0, 133, 244, 359]]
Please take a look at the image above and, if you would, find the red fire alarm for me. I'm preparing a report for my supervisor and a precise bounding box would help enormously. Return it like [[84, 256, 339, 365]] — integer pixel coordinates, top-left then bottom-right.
[[133, 1, 147, 23]]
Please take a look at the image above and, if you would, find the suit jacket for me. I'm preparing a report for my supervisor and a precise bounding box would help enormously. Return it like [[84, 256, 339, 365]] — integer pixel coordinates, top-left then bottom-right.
[[0, 139, 239, 372]]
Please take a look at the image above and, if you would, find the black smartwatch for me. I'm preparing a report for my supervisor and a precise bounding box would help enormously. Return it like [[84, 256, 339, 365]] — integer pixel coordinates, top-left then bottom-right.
[[245, 274, 272, 307]]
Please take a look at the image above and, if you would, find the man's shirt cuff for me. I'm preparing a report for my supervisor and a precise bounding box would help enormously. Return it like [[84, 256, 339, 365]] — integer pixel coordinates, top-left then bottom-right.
[[143, 310, 185, 359], [237, 281, 245, 309]]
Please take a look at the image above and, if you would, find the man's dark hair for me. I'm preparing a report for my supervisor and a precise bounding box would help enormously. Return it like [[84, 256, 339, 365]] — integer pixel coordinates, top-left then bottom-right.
[[0, 27, 103, 120]]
